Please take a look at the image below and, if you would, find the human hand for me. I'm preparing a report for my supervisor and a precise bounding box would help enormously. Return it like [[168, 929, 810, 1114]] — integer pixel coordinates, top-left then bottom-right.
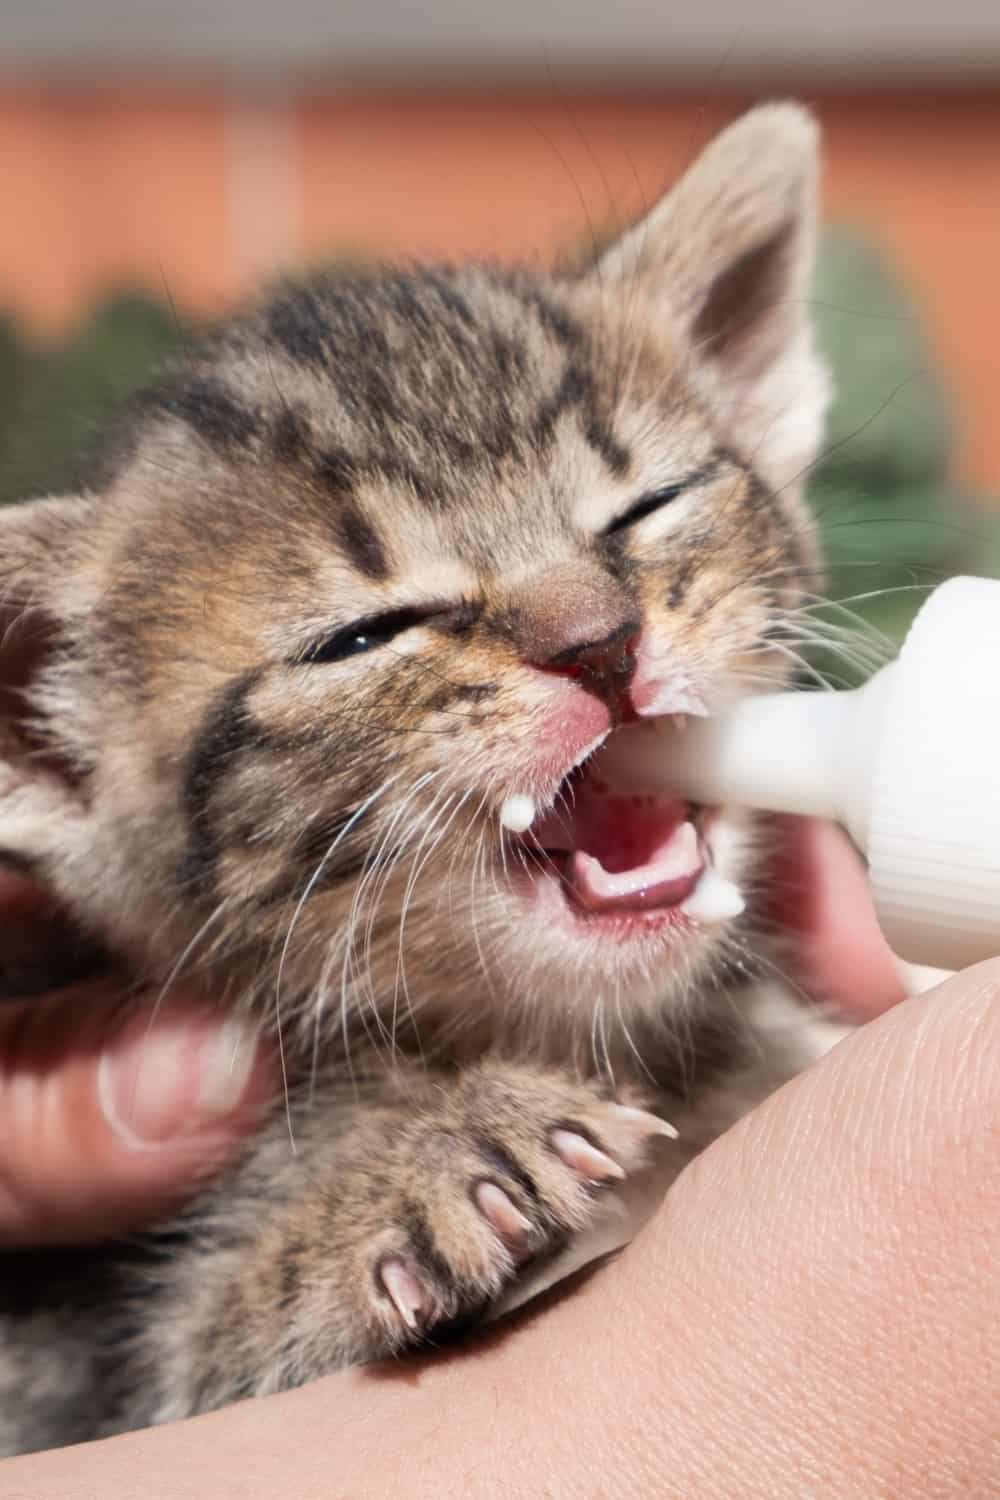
[[0, 818, 895, 1250], [6, 818, 999, 1495], [764, 813, 906, 1019], [0, 865, 273, 1247], [10, 849, 998, 1496]]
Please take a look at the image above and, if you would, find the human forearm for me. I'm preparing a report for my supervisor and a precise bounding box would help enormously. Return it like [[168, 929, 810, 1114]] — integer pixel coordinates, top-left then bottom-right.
[[8, 960, 999, 1498]]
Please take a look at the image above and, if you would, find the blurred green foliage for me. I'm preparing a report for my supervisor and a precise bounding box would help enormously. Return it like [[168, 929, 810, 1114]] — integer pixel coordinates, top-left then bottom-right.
[[0, 293, 188, 505], [0, 238, 996, 677], [809, 228, 999, 659]]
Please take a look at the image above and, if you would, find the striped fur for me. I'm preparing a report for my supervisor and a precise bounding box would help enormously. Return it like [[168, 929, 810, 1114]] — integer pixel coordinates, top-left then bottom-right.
[[0, 103, 835, 1452]]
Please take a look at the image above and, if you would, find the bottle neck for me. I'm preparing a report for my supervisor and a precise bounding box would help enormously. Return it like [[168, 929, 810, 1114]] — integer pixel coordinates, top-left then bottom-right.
[[614, 575, 1000, 971], [633, 675, 891, 842]]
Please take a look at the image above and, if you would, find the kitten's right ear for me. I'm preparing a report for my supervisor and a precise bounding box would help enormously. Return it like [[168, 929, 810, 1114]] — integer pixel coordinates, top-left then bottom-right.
[[0, 496, 96, 868], [588, 102, 828, 494]]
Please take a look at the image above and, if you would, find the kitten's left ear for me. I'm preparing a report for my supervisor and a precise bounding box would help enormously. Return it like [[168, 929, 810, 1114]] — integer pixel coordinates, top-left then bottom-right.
[[0, 497, 96, 867], [0, 497, 115, 993], [592, 102, 829, 492]]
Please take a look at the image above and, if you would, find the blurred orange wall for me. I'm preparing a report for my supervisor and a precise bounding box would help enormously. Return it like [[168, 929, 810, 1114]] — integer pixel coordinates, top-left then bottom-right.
[[1, 82, 998, 489]]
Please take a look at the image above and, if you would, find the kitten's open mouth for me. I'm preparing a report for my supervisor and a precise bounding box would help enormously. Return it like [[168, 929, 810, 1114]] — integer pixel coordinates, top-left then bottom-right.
[[501, 721, 744, 926]]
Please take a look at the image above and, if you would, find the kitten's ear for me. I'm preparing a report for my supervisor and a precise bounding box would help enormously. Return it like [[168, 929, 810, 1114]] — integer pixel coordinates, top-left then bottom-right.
[[0, 497, 113, 993], [594, 102, 829, 491], [0, 497, 95, 866]]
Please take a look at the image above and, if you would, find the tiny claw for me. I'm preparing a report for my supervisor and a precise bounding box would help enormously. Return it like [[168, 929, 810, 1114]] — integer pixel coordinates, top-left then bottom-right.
[[611, 1104, 680, 1141], [550, 1129, 626, 1182], [474, 1181, 534, 1244], [378, 1257, 431, 1331]]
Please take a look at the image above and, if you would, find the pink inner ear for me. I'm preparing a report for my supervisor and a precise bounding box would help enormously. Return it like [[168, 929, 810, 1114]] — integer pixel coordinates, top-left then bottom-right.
[[0, 604, 83, 793], [0, 607, 41, 766], [0, 609, 107, 997], [692, 224, 796, 376]]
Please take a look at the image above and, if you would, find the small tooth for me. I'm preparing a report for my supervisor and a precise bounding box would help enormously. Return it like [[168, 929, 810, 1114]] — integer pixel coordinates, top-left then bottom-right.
[[672, 714, 688, 733], [500, 794, 536, 833], [670, 820, 700, 871], [681, 868, 746, 924]]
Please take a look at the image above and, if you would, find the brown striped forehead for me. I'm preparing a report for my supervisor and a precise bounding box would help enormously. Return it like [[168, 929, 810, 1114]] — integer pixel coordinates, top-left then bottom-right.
[[87, 260, 762, 638], [89, 267, 641, 515]]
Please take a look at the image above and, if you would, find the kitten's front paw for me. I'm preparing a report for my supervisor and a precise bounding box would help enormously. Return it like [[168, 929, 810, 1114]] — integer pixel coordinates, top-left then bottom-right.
[[355, 1070, 672, 1352]]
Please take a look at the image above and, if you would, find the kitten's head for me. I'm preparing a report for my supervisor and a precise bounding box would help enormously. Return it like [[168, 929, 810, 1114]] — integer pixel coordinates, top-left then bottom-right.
[[0, 104, 827, 1046]]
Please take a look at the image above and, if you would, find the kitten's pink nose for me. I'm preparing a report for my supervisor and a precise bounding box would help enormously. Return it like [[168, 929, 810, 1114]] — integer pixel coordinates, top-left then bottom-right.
[[508, 569, 641, 716]]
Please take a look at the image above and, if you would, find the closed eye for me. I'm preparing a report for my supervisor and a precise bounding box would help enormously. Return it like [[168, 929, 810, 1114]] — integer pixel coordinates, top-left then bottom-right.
[[605, 483, 686, 535], [298, 606, 435, 666]]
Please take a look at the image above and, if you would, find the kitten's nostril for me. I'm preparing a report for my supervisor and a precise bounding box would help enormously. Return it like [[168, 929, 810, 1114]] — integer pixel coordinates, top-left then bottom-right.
[[537, 622, 640, 709], [541, 660, 586, 680], [574, 630, 639, 681]]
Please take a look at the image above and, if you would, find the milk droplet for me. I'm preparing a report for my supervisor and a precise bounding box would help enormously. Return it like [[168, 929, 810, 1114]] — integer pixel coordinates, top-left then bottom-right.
[[500, 794, 536, 833], [680, 867, 745, 924]]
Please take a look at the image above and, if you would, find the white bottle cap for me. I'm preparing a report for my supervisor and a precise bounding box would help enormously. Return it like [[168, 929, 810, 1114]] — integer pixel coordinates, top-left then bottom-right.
[[866, 575, 1000, 969]]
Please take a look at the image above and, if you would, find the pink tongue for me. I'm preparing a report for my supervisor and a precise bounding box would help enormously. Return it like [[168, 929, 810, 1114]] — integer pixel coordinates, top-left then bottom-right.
[[526, 777, 703, 915], [568, 820, 703, 913]]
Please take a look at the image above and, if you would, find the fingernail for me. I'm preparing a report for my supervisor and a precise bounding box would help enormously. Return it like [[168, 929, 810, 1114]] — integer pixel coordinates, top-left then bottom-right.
[[99, 1010, 257, 1149]]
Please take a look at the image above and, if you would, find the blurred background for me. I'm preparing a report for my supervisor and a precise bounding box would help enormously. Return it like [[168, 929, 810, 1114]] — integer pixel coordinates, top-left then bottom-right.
[[2, 0, 999, 657]]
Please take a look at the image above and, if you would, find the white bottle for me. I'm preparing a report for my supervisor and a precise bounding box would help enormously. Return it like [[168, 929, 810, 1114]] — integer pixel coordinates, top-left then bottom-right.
[[623, 577, 1000, 971]]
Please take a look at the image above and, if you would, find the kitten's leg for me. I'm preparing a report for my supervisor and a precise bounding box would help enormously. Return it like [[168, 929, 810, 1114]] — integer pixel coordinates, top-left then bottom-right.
[[333, 1063, 675, 1349], [138, 995, 843, 1426], [139, 1061, 677, 1422]]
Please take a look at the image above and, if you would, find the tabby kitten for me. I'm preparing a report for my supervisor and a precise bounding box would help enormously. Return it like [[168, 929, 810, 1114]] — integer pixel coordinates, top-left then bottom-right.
[[0, 102, 833, 1453]]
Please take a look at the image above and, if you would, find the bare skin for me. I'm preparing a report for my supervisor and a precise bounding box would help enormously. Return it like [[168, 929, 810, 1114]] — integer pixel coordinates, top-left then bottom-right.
[[0, 867, 273, 1246], [7, 823, 998, 1496], [0, 820, 899, 1249]]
